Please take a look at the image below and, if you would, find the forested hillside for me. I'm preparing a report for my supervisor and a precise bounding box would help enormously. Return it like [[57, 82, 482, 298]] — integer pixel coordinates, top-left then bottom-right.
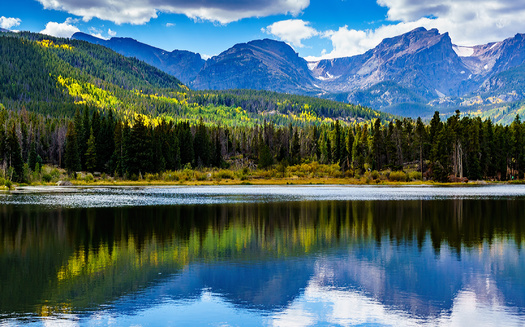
[[1, 101, 524, 184], [1, 31, 524, 185], [0, 31, 388, 126]]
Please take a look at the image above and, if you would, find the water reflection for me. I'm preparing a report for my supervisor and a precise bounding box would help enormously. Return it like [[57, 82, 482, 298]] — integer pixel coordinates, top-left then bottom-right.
[[1, 193, 524, 325]]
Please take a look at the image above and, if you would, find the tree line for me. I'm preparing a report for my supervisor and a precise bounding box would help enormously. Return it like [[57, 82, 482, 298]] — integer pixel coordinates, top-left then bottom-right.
[[1, 105, 525, 182]]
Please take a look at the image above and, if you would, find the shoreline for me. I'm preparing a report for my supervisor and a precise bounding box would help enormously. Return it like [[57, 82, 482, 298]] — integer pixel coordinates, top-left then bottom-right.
[[3, 178, 515, 193]]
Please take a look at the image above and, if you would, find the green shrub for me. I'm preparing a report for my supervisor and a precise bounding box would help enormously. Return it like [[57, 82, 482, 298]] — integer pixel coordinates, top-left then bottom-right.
[[84, 174, 94, 182], [144, 173, 158, 181], [50, 168, 61, 180], [161, 171, 180, 181], [389, 171, 407, 182], [371, 170, 380, 180], [408, 171, 422, 181], [215, 170, 235, 180], [42, 173, 53, 183], [195, 171, 207, 181]]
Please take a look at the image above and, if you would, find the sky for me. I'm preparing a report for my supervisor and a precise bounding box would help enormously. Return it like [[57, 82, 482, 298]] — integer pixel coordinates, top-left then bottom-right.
[[2, 0, 525, 61]]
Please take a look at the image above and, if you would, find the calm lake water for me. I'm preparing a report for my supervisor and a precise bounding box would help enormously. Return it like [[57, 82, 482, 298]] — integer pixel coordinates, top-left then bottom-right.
[[1, 185, 525, 326]]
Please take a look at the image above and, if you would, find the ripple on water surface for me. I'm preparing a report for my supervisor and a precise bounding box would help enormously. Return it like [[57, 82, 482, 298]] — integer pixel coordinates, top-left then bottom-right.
[[2, 185, 525, 208]]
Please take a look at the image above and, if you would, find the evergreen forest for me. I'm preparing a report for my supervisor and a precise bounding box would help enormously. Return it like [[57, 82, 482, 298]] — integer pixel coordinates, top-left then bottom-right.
[[1, 31, 525, 184]]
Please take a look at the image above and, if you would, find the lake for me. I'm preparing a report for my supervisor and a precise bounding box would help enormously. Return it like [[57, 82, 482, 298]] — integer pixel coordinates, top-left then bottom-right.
[[0, 185, 524, 326]]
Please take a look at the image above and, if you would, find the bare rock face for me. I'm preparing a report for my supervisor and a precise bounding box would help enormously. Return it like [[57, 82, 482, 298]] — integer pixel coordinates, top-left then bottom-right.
[[191, 39, 320, 95], [56, 180, 73, 186], [311, 28, 471, 98], [74, 28, 525, 118]]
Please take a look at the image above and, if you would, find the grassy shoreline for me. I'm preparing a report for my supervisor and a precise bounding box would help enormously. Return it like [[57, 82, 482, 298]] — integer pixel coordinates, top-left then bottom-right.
[[3, 162, 522, 191], [4, 177, 506, 190]]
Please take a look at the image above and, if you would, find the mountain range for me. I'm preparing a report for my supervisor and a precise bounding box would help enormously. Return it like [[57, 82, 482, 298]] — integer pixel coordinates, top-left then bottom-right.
[[0, 30, 389, 127], [73, 28, 525, 122]]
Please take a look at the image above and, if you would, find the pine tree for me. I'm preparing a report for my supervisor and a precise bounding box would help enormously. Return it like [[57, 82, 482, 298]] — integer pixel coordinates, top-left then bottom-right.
[[85, 128, 97, 172], [346, 129, 354, 170], [28, 140, 38, 171], [313, 125, 321, 161], [415, 117, 426, 175], [333, 120, 342, 166], [6, 124, 24, 182], [172, 127, 181, 170], [429, 111, 441, 146], [430, 126, 452, 182], [64, 122, 81, 174], [122, 122, 132, 176], [466, 117, 482, 180], [258, 141, 274, 169], [152, 127, 166, 173], [127, 115, 152, 176], [193, 118, 211, 167], [385, 122, 399, 170], [291, 128, 301, 164], [20, 120, 28, 162], [326, 134, 333, 164], [179, 122, 194, 167], [80, 106, 90, 169], [0, 124, 5, 166], [371, 118, 384, 171], [481, 119, 495, 179], [112, 120, 124, 176], [213, 128, 224, 168], [510, 115, 524, 179]]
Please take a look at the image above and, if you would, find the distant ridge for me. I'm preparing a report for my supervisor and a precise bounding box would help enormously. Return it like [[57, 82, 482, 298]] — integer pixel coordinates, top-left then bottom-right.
[[74, 29, 525, 121], [192, 39, 320, 95], [73, 32, 205, 85]]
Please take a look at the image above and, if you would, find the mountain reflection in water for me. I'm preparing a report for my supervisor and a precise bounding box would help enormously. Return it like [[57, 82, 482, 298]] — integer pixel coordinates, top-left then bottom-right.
[[0, 188, 524, 326]]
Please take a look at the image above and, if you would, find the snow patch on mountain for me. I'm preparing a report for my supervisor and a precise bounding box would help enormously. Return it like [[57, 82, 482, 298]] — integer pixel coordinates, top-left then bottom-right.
[[316, 72, 340, 81], [307, 61, 319, 71], [453, 45, 474, 57]]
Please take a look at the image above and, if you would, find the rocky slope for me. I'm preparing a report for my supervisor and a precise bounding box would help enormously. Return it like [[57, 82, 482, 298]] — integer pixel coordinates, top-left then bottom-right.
[[192, 39, 319, 94], [73, 28, 525, 120], [311, 29, 525, 117], [311, 28, 470, 99]]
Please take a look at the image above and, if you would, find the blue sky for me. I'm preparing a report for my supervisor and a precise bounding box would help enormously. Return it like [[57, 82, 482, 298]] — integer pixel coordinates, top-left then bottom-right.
[[3, 0, 525, 60]]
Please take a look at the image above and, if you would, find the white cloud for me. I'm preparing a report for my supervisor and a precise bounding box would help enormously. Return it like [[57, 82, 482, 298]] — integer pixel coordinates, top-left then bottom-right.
[[316, 20, 434, 59], [166, 23, 175, 27], [377, 0, 525, 45], [88, 27, 109, 40], [35, 0, 309, 25], [108, 28, 117, 37], [0, 16, 21, 30], [40, 20, 80, 38], [263, 19, 318, 48], [65, 17, 79, 24], [307, 0, 525, 60]]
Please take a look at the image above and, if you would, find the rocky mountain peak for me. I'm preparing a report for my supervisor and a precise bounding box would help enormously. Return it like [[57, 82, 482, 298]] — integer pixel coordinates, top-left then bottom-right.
[[72, 28, 525, 119], [192, 38, 318, 94], [373, 27, 452, 59]]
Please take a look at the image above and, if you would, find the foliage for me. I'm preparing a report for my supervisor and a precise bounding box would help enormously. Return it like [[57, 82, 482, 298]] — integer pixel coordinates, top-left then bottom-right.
[[0, 32, 393, 129], [388, 171, 408, 182], [1, 32, 525, 184]]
